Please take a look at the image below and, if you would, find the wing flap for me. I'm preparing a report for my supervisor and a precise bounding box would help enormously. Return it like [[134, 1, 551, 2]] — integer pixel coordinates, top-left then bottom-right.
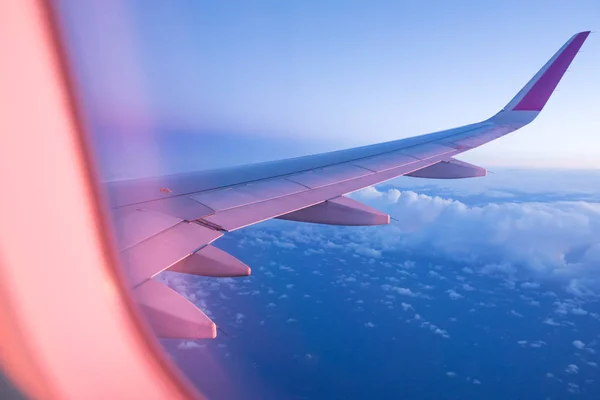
[[277, 196, 389, 226]]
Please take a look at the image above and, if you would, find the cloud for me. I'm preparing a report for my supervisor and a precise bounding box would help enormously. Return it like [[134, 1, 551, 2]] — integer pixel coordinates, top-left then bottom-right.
[[570, 307, 588, 315], [412, 315, 450, 339], [516, 340, 545, 348], [396, 287, 419, 297], [510, 310, 523, 318], [235, 313, 245, 324], [521, 282, 540, 289], [543, 318, 561, 326], [177, 340, 206, 350], [381, 285, 423, 298], [529, 340, 546, 348], [446, 289, 463, 300], [351, 187, 600, 296], [446, 372, 457, 378], [364, 322, 375, 328], [401, 302, 413, 311], [572, 340, 585, 349], [565, 364, 579, 374], [353, 246, 382, 258]]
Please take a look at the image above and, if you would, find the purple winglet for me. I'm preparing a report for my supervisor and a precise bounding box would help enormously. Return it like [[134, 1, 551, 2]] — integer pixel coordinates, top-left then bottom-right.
[[512, 31, 590, 111]]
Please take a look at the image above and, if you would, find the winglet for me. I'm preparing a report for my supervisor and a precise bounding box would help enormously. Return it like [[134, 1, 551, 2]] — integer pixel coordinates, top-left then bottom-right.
[[503, 31, 590, 112]]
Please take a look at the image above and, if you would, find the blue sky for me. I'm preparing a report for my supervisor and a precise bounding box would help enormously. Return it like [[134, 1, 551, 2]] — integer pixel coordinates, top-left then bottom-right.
[[56, 0, 599, 180]]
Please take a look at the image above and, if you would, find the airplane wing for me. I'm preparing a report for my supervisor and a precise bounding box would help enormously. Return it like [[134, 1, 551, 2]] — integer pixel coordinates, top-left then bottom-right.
[[106, 31, 590, 340]]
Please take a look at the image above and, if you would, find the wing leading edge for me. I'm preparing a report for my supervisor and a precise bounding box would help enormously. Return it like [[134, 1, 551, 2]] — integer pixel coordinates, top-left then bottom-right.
[[108, 32, 590, 339]]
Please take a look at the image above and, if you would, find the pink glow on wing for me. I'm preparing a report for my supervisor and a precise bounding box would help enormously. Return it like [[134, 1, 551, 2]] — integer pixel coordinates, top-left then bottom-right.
[[278, 196, 389, 226], [169, 245, 251, 277], [133, 279, 216, 339], [513, 31, 590, 111]]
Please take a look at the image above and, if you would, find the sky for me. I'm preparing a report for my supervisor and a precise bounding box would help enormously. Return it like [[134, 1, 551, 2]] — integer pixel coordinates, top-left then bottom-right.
[[56, 0, 600, 180]]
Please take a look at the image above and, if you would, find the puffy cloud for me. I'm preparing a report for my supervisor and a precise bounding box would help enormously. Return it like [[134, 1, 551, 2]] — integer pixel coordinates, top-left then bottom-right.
[[354, 246, 382, 258], [354, 186, 385, 200], [381, 285, 423, 298], [446, 289, 463, 300], [572, 340, 585, 349], [521, 282, 540, 289], [543, 318, 561, 326], [235, 313, 245, 324], [565, 364, 579, 374], [510, 310, 523, 318], [364, 322, 375, 328], [177, 340, 205, 350], [350, 187, 600, 296], [570, 307, 588, 316]]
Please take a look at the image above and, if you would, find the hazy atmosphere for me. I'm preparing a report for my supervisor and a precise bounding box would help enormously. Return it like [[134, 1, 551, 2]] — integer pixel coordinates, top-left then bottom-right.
[[57, 0, 599, 179]]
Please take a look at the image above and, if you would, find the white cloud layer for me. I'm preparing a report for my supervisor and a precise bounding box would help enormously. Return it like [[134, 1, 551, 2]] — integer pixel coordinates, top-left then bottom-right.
[[349, 187, 600, 296]]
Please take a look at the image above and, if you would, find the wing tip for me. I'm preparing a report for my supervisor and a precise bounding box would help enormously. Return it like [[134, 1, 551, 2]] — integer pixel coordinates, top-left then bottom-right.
[[504, 30, 590, 113]]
